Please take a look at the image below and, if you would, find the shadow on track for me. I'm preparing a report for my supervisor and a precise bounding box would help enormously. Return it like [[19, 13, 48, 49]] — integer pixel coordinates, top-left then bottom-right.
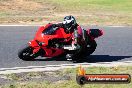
[[75, 55, 132, 63], [34, 55, 132, 63]]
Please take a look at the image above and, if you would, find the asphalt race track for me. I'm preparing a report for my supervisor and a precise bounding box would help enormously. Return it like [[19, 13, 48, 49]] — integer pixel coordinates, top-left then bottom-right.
[[0, 26, 132, 68]]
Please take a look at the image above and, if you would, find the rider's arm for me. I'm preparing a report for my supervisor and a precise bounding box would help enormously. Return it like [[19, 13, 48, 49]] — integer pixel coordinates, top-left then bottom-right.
[[71, 29, 80, 49], [52, 23, 63, 28], [63, 28, 80, 50]]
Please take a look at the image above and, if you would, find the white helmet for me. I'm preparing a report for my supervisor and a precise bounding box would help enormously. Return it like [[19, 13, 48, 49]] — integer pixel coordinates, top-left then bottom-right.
[[63, 15, 76, 32]]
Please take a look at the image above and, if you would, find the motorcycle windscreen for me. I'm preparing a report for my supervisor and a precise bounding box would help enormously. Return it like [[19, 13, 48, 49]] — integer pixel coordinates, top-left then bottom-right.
[[42, 25, 57, 35]]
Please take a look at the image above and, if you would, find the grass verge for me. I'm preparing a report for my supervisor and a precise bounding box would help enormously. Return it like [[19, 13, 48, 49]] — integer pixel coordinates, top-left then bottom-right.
[[0, 66, 132, 88], [0, 0, 132, 26]]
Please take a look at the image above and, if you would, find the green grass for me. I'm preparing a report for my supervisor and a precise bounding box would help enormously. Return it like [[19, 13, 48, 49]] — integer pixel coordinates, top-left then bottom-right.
[[1, 80, 132, 88], [5, 73, 21, 81], [0, 0, 132, 25], [31, 0, 132, 25], [0, 12, 9, 17], [0, 66, 132, 88], [46, 0, 132, 13]]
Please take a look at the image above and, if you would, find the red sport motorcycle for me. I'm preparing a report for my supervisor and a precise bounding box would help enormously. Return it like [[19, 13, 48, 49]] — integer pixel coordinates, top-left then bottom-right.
[[18, 23, 103, 61]]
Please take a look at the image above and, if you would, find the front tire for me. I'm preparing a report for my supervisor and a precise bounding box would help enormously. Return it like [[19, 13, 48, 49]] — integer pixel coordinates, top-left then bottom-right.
[[18, 44, 36, 61]]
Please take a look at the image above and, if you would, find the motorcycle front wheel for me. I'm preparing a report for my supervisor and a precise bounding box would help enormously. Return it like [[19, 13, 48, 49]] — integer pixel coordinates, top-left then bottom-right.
[[18, 44, 37, 61]]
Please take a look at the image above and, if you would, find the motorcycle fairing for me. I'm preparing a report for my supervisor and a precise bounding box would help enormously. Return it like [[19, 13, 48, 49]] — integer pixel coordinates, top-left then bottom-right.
[[29, 23, 73, 57], [42, 47, 64, 57], [28, 40, 40, 54]]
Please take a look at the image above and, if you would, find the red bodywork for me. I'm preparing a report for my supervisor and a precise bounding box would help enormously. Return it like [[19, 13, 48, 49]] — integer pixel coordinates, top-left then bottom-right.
[[28, 23, 73, 57], [28, 23, 103, 58]]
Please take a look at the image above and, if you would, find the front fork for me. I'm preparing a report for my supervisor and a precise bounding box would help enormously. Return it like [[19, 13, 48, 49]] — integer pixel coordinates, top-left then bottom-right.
[[28, 40, 46, 57]]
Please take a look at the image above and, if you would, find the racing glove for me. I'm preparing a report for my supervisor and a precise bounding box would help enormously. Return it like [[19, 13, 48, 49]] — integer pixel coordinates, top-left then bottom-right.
[[63, 43, 80, 50]]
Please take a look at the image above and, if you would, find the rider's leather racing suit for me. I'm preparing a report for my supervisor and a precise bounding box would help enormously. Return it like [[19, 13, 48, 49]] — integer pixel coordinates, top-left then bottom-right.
[[53, 23, 86, 59]]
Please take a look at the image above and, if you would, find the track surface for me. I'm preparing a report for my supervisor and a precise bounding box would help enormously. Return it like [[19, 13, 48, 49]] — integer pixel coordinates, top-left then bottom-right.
[[0, 26, 132, 68]]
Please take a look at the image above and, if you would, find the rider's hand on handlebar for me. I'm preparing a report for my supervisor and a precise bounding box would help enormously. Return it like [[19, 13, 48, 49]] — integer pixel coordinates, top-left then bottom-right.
[[63, 44, 80, 50]]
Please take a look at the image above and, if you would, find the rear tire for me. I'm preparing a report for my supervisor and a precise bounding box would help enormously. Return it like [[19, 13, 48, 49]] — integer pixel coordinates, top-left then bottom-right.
[[65, 40, 97, 61], [18, 44, 36, 61], [85, 40, 97, 56], [74, 40, 97, 61], [72, 40, 97, 61]]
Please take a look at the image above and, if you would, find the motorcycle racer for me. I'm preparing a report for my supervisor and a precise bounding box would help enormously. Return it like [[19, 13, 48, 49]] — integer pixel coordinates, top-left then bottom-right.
[[52, 15, 86, 60], [18, 15, 103, 61]]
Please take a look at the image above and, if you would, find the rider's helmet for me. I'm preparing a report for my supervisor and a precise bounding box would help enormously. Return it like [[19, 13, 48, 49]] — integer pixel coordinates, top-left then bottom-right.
[[63, 15, 77, 32]]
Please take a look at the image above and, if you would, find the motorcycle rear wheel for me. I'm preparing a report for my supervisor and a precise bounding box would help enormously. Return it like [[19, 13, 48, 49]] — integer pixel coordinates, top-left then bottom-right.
[[18, 44, 36, 61], [86, 40, 97, 56], [71, 40, 97, 61], [65, 40, 97, 61]]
